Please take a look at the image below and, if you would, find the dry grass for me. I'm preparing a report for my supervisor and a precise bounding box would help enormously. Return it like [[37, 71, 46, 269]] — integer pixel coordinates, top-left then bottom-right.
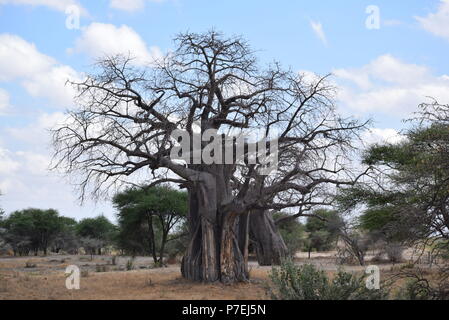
[[0, 256, 269, 300], [0, 270, 269, 300], [1, 253, 444, 300]]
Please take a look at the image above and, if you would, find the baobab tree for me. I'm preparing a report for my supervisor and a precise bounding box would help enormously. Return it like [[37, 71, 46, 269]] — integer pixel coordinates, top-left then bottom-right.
[[52, 31, 367, 283], [249, 209, 289, 266]]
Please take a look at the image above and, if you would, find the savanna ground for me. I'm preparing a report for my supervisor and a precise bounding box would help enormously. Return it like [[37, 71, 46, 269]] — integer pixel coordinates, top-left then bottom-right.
[[0, 251, 440, 300]]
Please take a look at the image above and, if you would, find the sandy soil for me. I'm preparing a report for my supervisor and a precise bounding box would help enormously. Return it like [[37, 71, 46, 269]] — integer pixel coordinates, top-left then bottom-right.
[[0, 255, 269, 300], [0, 251, 437, 300]]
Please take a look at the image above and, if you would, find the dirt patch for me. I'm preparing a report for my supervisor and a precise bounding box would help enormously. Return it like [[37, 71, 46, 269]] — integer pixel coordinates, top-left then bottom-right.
[[0, 252, 440, 300], [0, 269, 268, 300], [0, 255, 269, 300]]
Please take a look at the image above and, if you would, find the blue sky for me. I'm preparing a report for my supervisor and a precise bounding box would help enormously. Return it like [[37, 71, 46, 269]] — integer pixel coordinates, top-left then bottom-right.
[[0, 0, 448, 221]]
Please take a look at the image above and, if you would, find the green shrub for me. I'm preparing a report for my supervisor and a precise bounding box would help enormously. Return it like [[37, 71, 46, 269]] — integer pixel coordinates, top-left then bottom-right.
[[274, 212, 305, 255], [268, 259, 389, 300], [395, 279, 433, 300], [394, 274, 449, 300]]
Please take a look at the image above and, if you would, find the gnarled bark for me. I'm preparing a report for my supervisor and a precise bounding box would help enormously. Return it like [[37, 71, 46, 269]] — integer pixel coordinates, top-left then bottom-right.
[[181, 170, 249, 283], [250, 210, 288, 266]]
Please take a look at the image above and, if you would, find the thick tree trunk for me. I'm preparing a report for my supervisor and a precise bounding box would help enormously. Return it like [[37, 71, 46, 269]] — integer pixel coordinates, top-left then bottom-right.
[[159, 231, 168, 265], [181, 170, 249, 283], [146, 213, 158, 264], [250, 210, 288, 266], [181, 179, 219, 282], [220, 212, 249, 283]]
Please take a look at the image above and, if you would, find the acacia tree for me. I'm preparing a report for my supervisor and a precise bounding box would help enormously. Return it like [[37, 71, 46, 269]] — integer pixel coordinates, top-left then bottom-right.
[[340, 101, 449, 252], [113, 186, 187, 264], [52, 31, 367, 283], [76, 216, 117, 255], [2, 208, 63, 256]]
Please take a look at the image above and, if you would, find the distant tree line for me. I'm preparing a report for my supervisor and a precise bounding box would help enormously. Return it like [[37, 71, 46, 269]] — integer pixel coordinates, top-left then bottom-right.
[[0, 209, 116, 256], [0, 186, 189, 262]]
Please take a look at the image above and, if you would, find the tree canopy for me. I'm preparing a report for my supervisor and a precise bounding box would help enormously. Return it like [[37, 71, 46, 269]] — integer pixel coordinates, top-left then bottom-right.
[[113, 186, 187, 263], [339, 102, 449, 247], [304, 209, 341, 254], [2, 208, 65, 255]]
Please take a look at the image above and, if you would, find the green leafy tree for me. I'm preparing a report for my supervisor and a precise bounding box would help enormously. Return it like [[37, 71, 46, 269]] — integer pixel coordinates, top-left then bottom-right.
[[304, 209, 341, 257], [340, 102, 449, 247], [273, 212, 305, 256], [52, 217, 79, 254], [2, 209, 64, 255], [113, 186, 187, 264], [76, 216, 117, 255]]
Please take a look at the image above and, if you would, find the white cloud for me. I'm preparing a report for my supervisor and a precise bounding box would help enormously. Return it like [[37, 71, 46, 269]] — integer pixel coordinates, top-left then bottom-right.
[[362, 128, 406, 146], [0, 34, 82, 107], [22, 65, 80, 106], [310, 21, 328, 46], [0, 34, 55, 81], [0, 146, 115, 220], [335, 54, 429, 88], [72, 23, 163, 65], [0, 148, 20, 175], [109, 0, 164, 12], [0, 88, 10, 113], [16, 151, 50, 175], [416, 0, 449, 42], [0, 112, 114, 221], [0, 0, 87, 15], [6, 112, 67, 146], [333, 54, 449, 117]]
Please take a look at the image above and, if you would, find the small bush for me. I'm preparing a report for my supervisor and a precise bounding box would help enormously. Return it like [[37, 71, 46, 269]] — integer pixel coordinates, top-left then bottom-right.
[[395, 279, 433, 300], [385, 243, 404, 263], [95, 264, 108, 272], [81, 270, 89, 278], [126, 258, 134, 271], [394, 269, 449, 300], [24, 261, 37, 268], [268, 259, 388, 300], [151, 261, 164, 269]]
